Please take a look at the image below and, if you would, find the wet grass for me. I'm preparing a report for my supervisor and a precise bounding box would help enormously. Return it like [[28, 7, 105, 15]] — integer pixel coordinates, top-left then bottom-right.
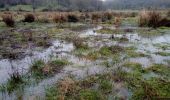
[[96, 28, 124, 34], [0, 11, 170, 99], [154, 43, 170, 50], [147, 64, 170, 77], [30, 59, 69, 80], [0, 23, 55, 59], [45, 62, 170, 99], [0, 72, 27, 93], [155, 52, 170, 56], [125, 47, 149, 58], [83, 45, 124, 60], [46, 74, 114, 100]]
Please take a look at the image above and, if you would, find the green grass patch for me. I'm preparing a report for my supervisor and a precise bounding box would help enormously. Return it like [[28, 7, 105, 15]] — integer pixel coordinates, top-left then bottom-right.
[[155, 52, 170, 56]]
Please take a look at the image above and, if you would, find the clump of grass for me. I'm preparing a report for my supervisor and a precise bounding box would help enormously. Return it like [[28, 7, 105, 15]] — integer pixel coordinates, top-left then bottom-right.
[[119, 37, 129, 42], [99, 46, 113, 56], [123, 62, 146, 73], [46, 77, 77, 100], [79, 89, 103, 100], [147, 64, 170, 77], [46, 75, 110, 100], [96, 28, 113, 34], [36, 39, 51, 48], [23, 13, 35, 23], [114, 17, 122, 27], [85, 51, 101, 60], [109, 45, 124, 54], [72, 37, 88, 49], [155, 52, 170, 56], [84, 45, 124, 60], [125, 46, 148, 58], [0, 71, 25, 93], [2, 14, 15, 27], [126, 51, 148, 58], [99, 80, 112, 93], [30, 59, 69, 79], [1, 50, 22, 59]]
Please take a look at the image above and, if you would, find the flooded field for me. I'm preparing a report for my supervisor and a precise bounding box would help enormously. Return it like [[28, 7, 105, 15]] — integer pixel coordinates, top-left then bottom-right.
[[0, 11, 170, 100]]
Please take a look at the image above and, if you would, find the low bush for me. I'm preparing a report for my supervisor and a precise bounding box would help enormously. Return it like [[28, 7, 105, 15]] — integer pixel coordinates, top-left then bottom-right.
[[102, 12, 113, 22], [23, 14, 35, 23], [53, 14, 67, 23], [91, 13, 101, 23], [67, 14, 79, 22], [138, 10, 167, 28], [2, 15, 15, 27]]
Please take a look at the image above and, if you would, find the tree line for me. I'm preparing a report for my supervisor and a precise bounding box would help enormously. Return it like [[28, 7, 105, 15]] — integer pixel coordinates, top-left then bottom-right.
[[0, 0, 170, 11]]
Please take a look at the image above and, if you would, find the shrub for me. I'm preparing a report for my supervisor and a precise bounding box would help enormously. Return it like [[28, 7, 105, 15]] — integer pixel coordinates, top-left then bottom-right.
[[147, 11, 161, 28], [91, 13, 101, 22], [102, 12, 113, 22], [138, 10, 161, 28], [23, 14, 35, 23], [72, 36, 88, 49], [138, 10, 150, 27], [159, 18, 170, 27], [53, 14, 67, 23], [114, 17, 122, 27], [67, 14, 79, 22], [2, 15, 15, 27]]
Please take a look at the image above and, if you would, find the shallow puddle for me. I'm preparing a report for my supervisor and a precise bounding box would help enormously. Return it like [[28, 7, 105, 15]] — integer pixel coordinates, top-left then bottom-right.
[[0, 25, 170, 99]]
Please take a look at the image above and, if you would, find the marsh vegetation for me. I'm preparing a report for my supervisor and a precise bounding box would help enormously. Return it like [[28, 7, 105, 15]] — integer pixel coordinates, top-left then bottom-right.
[[0, 3, 170, 100]]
